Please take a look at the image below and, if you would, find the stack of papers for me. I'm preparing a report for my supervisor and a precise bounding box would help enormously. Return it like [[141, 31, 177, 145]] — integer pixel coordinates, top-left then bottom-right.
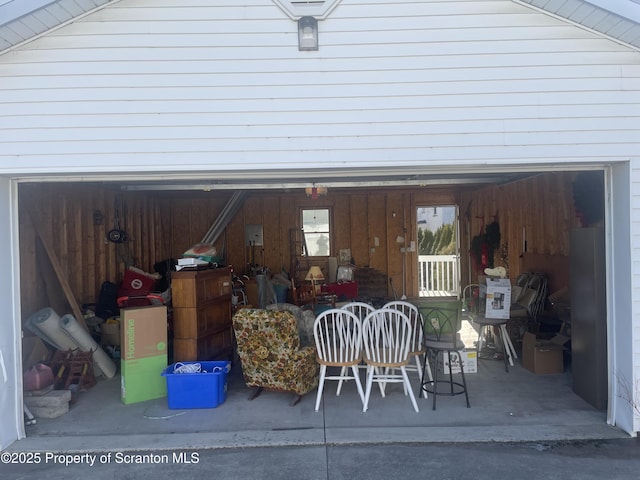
[[176, 257, 210, 271]]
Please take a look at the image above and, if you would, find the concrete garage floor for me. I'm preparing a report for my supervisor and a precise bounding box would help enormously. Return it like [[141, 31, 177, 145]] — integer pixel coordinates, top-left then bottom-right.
[[12, 347, 627, 453]]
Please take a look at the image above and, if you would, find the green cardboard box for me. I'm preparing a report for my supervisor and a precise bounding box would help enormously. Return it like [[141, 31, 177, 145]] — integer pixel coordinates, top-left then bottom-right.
[[120, 305, 168, 404], [121, 355, 167, 404]]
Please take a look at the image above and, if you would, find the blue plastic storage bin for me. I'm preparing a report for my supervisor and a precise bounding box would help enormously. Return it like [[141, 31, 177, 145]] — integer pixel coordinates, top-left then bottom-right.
[[161, 361, 229, 409]]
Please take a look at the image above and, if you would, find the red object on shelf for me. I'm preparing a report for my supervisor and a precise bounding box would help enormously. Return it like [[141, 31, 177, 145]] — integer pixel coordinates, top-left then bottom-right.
[[117, 268, 157, 297], [322, 281, 358, 300]]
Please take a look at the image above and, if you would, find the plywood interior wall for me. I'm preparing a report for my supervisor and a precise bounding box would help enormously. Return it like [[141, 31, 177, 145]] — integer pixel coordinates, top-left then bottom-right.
[[18, 171, 586, 323], [458, 172, 582, 286], [19, 184, 168, 321]]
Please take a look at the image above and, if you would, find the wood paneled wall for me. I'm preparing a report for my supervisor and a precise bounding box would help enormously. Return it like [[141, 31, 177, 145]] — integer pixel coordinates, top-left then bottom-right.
[[18, 172, 581, 323], [458, 172, 581, 286], [19, 184, 168, 320]]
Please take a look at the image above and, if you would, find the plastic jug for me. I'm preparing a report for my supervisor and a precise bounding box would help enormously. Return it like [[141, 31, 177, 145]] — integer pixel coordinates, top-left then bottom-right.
[[23, 363, 54, 391]]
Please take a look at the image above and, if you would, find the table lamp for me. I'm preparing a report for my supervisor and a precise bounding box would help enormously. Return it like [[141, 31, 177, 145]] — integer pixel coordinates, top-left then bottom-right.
[[305, 266, 325, 295]]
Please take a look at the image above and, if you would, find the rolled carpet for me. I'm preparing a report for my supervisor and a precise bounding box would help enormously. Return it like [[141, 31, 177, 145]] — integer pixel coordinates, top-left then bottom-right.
[[60, 314, 117, 378], [25, 307, 79, 351]]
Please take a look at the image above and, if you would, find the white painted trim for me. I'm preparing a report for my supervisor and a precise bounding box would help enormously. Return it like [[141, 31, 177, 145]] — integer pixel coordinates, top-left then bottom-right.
[[605, 165, 616, 427], [513, 0, 640, 51], [0, 0, 56, 21], [271, 0, 343, 20], [0, 0, 123, 54], [0, 178, 23, 449], [608, 161, 637, 434], [0, 163, 613, 180], [583, 0, 640, 23], [10, 178, 24, 445]]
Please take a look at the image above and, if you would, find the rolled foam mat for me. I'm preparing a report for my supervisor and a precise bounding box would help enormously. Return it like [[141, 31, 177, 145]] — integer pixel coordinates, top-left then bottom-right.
[[60, 314, 117, 378], [26, 307, 79, 351]]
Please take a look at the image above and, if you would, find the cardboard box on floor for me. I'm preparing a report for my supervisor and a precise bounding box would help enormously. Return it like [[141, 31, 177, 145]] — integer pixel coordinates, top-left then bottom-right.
[[443, 349, 478, 374], [522, 331, 569, 374], [120, 305, 168, 404]]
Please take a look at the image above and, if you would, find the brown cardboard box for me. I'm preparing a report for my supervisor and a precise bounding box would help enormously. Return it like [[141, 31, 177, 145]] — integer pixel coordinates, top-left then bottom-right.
[[522, 332, 566, 374], [443, 349, 478, 374], [100, 321, 121, 346]]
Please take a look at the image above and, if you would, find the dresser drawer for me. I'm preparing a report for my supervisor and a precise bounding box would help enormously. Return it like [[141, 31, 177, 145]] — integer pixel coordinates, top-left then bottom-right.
[[173, 300, 231, 338]]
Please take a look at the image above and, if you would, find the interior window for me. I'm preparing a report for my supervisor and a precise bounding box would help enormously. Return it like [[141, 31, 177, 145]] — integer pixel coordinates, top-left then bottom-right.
[[302, 208, 330, 257]]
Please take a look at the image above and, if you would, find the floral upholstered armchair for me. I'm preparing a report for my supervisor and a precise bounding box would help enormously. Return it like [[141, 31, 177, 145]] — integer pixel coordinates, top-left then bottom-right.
[[266, 302, 315, 347], [232, 308, 319, 405]]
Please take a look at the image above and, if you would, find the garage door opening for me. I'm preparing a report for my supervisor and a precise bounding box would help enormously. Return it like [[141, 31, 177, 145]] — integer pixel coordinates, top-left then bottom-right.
[[10, 166, 627, 447]]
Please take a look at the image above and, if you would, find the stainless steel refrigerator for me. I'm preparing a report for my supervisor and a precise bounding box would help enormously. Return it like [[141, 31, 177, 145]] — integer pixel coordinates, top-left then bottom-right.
[[569, 227, 607, 410]]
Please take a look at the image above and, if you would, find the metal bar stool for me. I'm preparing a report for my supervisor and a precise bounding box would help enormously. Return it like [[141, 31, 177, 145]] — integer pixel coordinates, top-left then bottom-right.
[[418, 305, 470, 410]]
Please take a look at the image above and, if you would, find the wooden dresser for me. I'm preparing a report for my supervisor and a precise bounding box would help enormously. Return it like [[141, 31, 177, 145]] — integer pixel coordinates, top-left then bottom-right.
[[171, 267, 234, 362]]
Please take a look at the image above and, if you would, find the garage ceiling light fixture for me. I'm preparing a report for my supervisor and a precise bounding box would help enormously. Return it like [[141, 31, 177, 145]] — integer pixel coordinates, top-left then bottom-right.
[[305, 184, 327, 198]]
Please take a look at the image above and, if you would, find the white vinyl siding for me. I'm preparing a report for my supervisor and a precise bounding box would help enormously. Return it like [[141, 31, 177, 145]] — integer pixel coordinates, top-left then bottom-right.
[[0, 0, 638, 173]]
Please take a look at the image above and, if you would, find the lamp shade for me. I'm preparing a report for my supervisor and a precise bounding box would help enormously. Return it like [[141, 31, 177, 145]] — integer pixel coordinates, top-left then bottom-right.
[[305, 266, 325, 282]]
